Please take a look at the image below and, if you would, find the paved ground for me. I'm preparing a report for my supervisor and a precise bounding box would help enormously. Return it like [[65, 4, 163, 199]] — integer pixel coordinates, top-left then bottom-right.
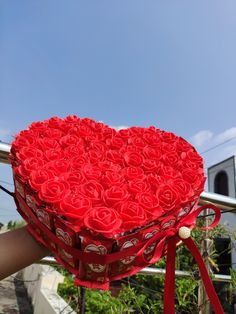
[[0, 272, 33, 314]]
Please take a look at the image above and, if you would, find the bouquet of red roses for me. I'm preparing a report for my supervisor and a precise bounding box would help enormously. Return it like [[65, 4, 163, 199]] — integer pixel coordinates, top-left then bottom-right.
[[9, 116, 223, 313]]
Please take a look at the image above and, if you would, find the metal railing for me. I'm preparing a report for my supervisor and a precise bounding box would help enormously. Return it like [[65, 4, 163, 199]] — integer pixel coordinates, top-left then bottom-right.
[[39, 256, 232, 283], [0, 141, 235, 284], [0, 141, 11, 165]]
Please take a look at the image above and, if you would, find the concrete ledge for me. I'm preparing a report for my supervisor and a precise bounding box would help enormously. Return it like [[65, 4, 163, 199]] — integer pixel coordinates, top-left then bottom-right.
[[22, 264, 76, 314]]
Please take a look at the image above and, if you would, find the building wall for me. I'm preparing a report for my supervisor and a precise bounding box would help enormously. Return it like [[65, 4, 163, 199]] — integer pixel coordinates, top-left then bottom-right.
[[207, 156, 236, 270], [208, 156, 236, 198], [22, 264, 76, 314]]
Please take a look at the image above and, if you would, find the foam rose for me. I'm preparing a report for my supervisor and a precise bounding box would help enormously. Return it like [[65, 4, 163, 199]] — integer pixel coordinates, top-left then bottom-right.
[[84, 206, 122, 237], [118, 201, 147, 230], [39, 179, 70, 204], [59, 193, 92, 220]]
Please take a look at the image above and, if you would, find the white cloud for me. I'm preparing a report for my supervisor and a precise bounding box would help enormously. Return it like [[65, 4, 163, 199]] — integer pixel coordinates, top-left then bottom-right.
[[215, 127, 236, 143], [189, 130, 213, 147], [190, 127, 236, 171], [110, 125, 129, 131], [0, 129, 11, 142]]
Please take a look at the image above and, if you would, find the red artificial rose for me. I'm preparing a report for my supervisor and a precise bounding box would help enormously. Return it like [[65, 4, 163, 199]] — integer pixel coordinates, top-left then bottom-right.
[[29, 121, 48, 132], [117, 201, 147, 230], [106, 150, 123, 164], [103, 186, 130, 207], [162, 144, 178, 157], [89, 141, 107, 153], [80, 117, 96, 127], [60, 171, 86, 190], [59, 193, 92, 219], [142, 146, 161, 160], [64, 115, 81, 124], [46, 116, 64, 129], [143, 131, 161, 147], [147, 126, 160, 133], [67, 125, 86, 137], [17, 129, 35, 138], [102, 127, 116, 141], [172, 178, 194, 203], [11, 131, 36, 153], [38, 138, 60, 151], [183, 159, 201, 171], [176, 137, 193, 154], [121, 166, 144, 180], [45, 159, 71, 176], [29, 168, 54, 190], [90, 119, 108, 133], [64, 144, 84, 158], [88, 150, 105, 164], [182, 169, 203, 189], [71, 155, 87, 170], [156, 184, 180, 212], [186, 150, 203, 165], [161, 131, 178, 144], [103, 171, 125, 187], [39, 179, 70, 204], [87, 141, 106, 163], [44, 149, 65, 162], [79, 180, 104, 204], [98, 161, 121, 172], [84, 206, 122, 237], [142, 159, 160, 173], [136, 191, 163, 220], [16, 165, 30, 180], [41, 128, 63, 140], [128, 136, 146, 148], [128, 180, 150, 194], [16, 147, 44, 161], [75, 124, 93, 138], [123, 151, 143, 167], [22, 158, 45, 175], [159, 165, 180, 179], [82, 164, 102, 180], [162, 151, 179, 167], [117, 128, 130, 140], [120, 145, 139, 153], [146, 174, 163, 191], [59, 135, 79, 148], [106, 136, 125, 150], [135, 191, 159, 209]]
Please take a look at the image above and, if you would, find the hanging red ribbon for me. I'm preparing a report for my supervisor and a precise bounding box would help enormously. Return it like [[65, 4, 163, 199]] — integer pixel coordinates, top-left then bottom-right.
[[164, 204, 224, 314]]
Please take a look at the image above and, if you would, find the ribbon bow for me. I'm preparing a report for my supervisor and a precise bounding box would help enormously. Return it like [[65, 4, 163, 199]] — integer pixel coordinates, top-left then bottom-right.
[[163, 204, 223, 314], [14, 191, 224, 312]]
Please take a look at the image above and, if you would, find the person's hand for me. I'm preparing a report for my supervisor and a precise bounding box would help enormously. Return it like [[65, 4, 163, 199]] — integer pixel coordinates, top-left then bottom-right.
[[0, 226, 50, 280]]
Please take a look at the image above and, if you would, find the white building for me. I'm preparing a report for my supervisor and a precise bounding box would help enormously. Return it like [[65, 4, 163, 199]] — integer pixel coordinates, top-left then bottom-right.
[[208, 156, 236, 274]]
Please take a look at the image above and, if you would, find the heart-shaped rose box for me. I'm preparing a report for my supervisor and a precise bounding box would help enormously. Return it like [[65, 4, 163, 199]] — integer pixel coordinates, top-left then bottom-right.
[[9, 115, 206, 290]]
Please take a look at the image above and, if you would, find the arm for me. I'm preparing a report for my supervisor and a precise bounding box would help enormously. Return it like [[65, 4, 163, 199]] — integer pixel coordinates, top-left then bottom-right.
[[0, 226, 50, 280]]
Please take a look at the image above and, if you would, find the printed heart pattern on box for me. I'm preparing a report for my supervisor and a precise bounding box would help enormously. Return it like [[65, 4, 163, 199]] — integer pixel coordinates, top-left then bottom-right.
[[10, 115, 205, 238]]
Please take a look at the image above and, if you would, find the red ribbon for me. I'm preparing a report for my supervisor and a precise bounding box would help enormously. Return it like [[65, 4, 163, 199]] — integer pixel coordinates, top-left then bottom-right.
[[164, 204, 224, 314], [14, 192, 224, 311]]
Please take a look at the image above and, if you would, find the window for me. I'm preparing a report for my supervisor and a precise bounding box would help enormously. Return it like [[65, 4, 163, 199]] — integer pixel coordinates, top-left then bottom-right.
[[214, 171, 229, 196]]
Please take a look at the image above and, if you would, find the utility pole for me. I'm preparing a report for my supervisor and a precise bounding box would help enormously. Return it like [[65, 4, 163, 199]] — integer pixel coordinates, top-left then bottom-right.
[[198, 207, 212, 314]]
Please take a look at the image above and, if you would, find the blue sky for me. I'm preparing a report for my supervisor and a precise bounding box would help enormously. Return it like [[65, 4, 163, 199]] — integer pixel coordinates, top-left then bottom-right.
[[1, 0, 236, 222]]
